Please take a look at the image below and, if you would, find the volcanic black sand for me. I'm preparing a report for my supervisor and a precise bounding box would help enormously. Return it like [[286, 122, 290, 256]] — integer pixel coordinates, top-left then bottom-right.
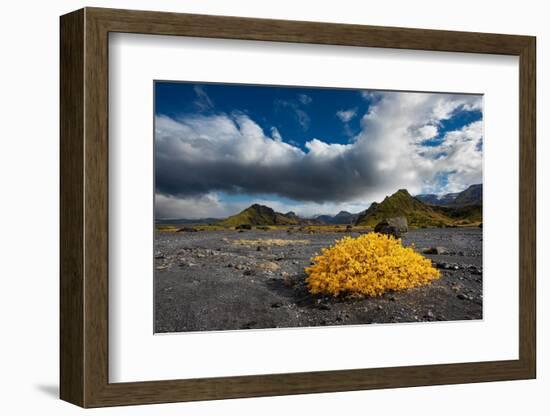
[[154, 228, 482, 333]]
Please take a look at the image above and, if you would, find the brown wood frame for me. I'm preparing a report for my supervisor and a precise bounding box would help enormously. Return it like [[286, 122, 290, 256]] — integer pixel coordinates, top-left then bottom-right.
[[60, 7, 536, 408]]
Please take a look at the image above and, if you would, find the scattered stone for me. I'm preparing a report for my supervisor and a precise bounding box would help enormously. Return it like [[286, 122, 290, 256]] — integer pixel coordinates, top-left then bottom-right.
[[256, 245, 267, 251], [176, 226, 198, 233], [271, 302, 283, 308], [377, 305, 383, 310], [236, 224, 252, 230], [424, 310, 435, 319], [436, 262, 460, 270], [235, 264, 249, 271], [155, 254, 165, 259], [457, 293, 473, 301], [243, 270, 255, 276], [256, 261, 280, 271], [422, 246, 448, 255]]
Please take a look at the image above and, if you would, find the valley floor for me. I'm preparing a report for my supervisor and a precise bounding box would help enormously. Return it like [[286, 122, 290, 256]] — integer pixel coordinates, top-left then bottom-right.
[[154, 228, 482, 333]]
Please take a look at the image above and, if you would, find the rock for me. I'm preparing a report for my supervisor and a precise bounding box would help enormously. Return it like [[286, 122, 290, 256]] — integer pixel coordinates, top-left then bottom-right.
[[243, 270, 255, 276], [235, 264, 249, 271], [176, 226, 198, 232], [154, 254, 165, 259], [256, 245, 267, 251], [422, 246, 448, 255], [271, 302, 283, 308], [374, 217, 408, 238], [256, 226, 269, 231], [345, 225, 353, 232], [236, 224, 252, 230], [281, 272, 294, 287], [424, 310, 435, 319], [436, 262, 459, 270], [457, 293, 472, 301], [256, 261, 280, 271]]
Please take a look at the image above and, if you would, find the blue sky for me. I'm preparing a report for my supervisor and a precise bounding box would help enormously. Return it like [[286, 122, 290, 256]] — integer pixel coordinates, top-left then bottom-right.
[[154, 81, 483, 219]]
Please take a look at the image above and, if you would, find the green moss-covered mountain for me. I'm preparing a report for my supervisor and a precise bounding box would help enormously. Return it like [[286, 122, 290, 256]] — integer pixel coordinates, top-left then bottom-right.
[[355, 188, 481, 228], [218, 204, 300, 226]]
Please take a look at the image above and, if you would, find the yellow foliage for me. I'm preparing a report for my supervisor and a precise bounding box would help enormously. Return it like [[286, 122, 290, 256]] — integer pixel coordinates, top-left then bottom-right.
[[305, 233, 440, 297]]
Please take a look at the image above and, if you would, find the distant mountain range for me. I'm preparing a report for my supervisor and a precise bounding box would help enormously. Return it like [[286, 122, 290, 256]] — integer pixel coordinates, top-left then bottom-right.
[[314, 211, 359, 225], [157, 184, 482, 228], [415, 184, 482, 207]]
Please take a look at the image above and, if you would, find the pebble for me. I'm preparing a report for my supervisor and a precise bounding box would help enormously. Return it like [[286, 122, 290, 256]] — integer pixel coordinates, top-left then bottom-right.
[[423, 246, 448, 255], [256, 261, 280, 271], [457, 293, 473, 301]]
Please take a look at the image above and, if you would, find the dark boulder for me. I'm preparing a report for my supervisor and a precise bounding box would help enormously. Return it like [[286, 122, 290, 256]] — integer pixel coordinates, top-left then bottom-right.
[[236, 224, 252, 230], [374, 217, 408, 238], [176, 226, 198, 232]]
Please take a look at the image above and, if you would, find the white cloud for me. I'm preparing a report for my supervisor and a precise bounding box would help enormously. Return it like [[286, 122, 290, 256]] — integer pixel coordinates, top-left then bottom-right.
[[155, 193, 234, 219], [276, 98, 311, 130], [155, 91, 483, 216], [192, 85, 214, 111], [298, 94, 312, 105], [336, 108, 357, 123]]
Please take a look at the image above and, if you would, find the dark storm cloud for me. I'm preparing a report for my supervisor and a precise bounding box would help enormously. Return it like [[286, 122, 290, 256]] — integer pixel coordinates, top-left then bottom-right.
[[155, 92, 483, 205]]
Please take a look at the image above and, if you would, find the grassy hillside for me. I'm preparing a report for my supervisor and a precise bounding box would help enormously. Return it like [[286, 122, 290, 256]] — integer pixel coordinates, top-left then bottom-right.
[[219, 204, 299, 227], [355, 189, 477, 228], [432, 204, 482, 224], [453, 184, 482, 206]]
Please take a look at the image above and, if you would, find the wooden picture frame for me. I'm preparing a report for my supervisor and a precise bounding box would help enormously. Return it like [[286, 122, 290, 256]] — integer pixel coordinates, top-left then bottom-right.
[[60, 7, 536, 408]]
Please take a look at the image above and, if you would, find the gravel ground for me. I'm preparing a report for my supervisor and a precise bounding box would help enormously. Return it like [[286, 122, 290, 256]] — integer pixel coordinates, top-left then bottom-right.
[[154, 228, 482, 333]]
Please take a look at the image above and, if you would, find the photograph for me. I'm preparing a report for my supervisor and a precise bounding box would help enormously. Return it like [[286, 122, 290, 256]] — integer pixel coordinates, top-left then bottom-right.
[[153, 81, 484, 333]]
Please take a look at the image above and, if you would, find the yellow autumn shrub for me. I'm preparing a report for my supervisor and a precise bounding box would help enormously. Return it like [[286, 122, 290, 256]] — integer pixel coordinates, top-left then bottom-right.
[[305, 233, 440, 297]]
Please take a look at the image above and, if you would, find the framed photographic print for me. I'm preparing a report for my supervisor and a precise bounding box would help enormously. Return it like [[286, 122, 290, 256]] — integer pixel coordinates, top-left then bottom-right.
[[60, 7, 536, 408]]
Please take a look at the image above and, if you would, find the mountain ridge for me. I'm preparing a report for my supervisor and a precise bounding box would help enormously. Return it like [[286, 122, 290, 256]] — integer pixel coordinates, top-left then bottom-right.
[[416, 184, 482, 207]]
